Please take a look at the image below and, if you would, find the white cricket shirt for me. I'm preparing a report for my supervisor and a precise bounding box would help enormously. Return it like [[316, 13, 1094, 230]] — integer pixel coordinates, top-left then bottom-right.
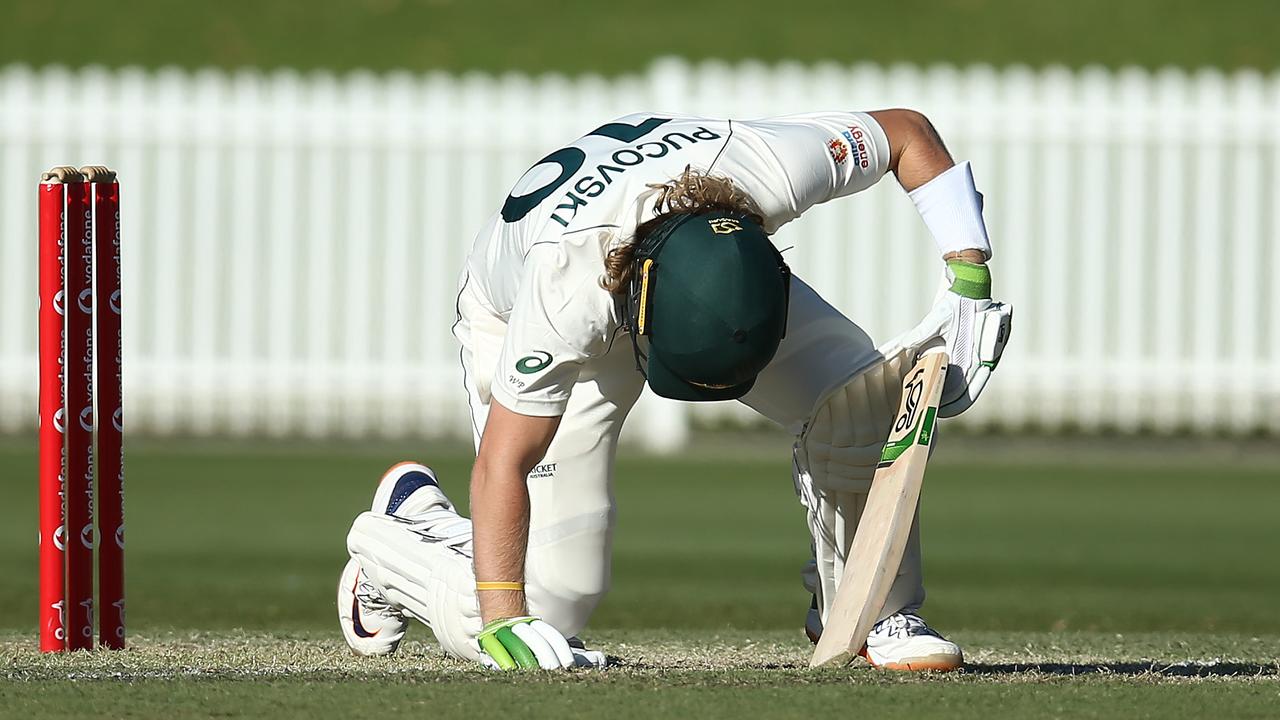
[[462, 111, 891, 416]]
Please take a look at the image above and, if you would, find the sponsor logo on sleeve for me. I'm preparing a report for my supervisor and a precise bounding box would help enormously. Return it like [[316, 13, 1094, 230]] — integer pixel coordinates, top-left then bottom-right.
[[841, 126, 871, 169], [827, 138, 849, 165]]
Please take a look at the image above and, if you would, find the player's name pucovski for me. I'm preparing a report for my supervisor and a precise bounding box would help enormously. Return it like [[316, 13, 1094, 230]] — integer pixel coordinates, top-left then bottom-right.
[[502, 118, 723, 228]]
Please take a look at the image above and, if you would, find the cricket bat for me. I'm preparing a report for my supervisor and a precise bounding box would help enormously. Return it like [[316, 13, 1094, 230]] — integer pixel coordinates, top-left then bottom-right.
[[809, 351, 949, 668]]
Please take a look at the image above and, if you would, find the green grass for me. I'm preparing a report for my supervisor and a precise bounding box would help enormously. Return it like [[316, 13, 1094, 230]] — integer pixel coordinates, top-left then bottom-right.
[[1, 438, 1279, 717], [3, 0, 1277, 74], [2, 630, 1278, 719], [3, 439, 1278, 634]]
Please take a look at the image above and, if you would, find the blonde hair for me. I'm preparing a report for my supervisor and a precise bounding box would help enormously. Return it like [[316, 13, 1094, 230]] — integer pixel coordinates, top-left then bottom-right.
[[601, 166, 764, 294]]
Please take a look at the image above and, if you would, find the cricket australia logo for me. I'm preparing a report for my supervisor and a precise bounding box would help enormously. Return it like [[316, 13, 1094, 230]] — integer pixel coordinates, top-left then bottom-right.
[[516, 351, 553, 374], [707, 218, 743, 234]]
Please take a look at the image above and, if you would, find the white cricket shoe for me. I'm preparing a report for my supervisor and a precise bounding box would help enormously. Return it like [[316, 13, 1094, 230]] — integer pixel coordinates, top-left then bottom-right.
[[338, 557, 408, 656], [370, 461, 454, 517], [860, 612, 963, 672]]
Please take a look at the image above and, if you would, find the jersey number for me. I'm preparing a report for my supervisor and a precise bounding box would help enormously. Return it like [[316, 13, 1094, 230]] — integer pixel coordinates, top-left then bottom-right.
[[501, 117, 670, 223]]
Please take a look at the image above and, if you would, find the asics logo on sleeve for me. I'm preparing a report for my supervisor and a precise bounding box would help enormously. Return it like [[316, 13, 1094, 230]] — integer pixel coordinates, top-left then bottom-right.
[[516, 351, 553, 374]]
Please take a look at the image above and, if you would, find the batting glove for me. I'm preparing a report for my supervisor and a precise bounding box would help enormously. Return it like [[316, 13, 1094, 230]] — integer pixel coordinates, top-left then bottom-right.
[[933, 260, 1012, 417], [476, 616, 605, 671]]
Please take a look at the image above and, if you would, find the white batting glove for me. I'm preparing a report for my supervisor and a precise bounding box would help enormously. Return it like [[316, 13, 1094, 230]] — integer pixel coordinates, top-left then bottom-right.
[[931, 260, 1012, 417], [475, 616, 606, 671], [897, 261, 1012, 417]]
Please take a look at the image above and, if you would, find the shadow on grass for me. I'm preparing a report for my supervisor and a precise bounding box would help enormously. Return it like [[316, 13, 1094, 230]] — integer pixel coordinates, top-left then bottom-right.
[[606, 658, 1279, 678], [965, 662, 1279, 678]]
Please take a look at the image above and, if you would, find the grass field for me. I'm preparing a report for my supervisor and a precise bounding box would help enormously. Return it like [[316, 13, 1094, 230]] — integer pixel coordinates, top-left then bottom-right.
[[0, 437, 1278, 717], [3, 0, 1277, 74], [2, 631, 1277, 718]]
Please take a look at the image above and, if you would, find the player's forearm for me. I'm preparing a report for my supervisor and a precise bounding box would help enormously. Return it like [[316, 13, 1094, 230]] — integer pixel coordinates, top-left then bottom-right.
[[870, 109, 992, 262], [870, 109, 955, 192], [471, 460, 532, 622], [469, 403, 562, 624]]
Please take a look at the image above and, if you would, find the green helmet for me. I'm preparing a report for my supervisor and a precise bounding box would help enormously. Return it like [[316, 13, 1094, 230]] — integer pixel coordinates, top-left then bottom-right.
[[624, 211, 791, 401]]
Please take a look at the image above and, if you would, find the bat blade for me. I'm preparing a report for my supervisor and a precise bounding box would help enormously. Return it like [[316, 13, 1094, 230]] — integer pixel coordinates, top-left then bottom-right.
[[809, 351, 948, 668]]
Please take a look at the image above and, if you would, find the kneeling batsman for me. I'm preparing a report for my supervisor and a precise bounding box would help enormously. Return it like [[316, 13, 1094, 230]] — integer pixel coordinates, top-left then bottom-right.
[[333, 107, 1013, 672]]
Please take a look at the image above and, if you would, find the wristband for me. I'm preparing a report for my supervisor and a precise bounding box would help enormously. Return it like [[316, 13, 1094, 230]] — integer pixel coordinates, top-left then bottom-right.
[[946, 260, 992, 300], [909, 161, 992, 260], [476, 581, 525, 591]]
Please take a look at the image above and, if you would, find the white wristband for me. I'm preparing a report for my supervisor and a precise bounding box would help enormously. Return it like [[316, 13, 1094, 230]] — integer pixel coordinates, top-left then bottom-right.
[[908, 161, 992, 260]]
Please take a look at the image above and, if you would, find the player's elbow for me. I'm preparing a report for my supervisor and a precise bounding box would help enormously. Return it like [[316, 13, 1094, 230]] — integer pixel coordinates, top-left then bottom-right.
[[471, 453, 517, 490], [471, 443, 538, 492], [870, 108, 953, 186], [879, 108, 937, 144], [901, 108, 935, 131]]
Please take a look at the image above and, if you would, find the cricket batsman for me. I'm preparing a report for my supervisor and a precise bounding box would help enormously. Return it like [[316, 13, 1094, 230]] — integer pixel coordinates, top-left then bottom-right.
[[338, 109, 1012, 671]]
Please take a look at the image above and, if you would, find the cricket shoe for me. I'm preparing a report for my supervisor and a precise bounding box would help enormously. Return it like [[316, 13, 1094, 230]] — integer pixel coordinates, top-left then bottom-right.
[[860, 612, 963, 672], [338, 557, 408, 656], [804, 595, 823, 644], [371, 461, 473, 556], [371, 461, 454, 518]]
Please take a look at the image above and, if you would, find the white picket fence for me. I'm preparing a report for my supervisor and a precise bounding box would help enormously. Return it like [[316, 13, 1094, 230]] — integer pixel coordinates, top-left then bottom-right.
[[2, 59, 1278, 448]]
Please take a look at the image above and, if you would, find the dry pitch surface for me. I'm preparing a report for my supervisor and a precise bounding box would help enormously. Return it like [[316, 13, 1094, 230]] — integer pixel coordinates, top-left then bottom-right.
[[2, 631, 1277, 719]]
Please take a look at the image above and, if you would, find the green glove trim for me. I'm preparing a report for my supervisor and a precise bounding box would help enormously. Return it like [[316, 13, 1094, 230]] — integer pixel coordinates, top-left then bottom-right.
[[947, 260, 991, 300], [495, 626, 538, 669], [479, 632, 517, 670], [479, 617, 539, 670]]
